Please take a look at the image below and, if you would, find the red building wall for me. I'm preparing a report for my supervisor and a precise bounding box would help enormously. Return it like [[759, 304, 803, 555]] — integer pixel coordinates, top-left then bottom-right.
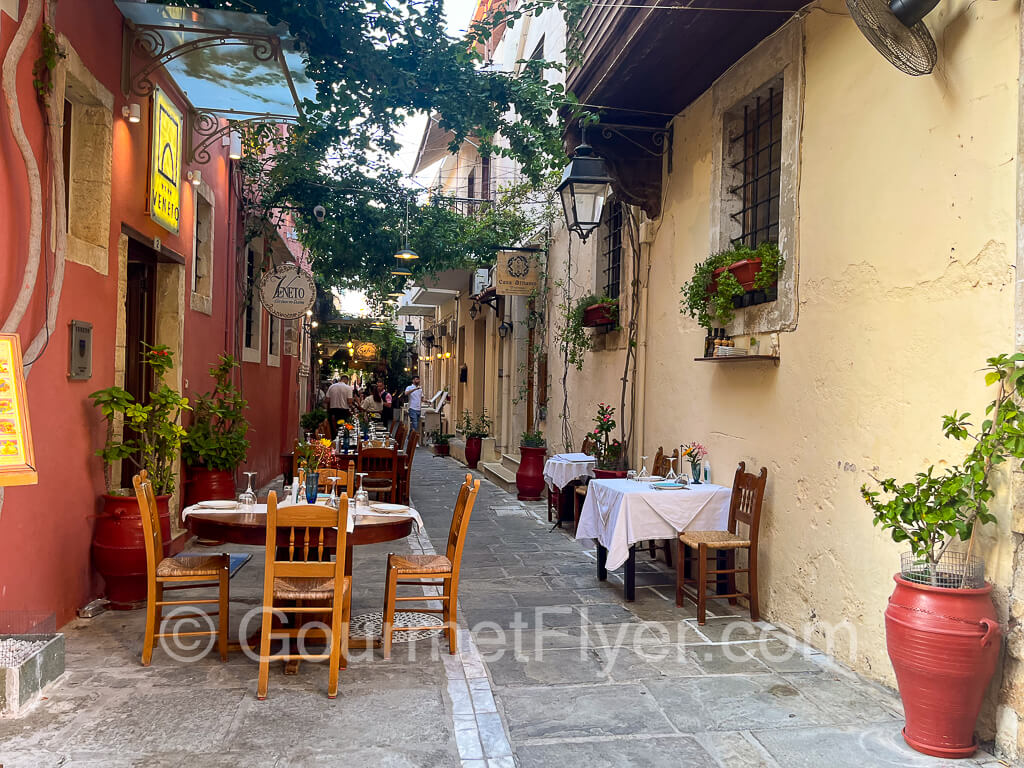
[[0, 0, 301, 629]]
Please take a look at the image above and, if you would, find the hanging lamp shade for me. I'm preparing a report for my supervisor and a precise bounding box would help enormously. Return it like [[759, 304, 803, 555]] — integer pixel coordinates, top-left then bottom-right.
[[393, 248, 419, 260], [555, 140, 614, 242], [391, 258, 412, 276]]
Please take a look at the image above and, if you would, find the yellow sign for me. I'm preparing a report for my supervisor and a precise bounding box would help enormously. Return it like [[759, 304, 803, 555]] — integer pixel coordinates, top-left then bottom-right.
[[149, 87, 182, 234], [495, 250, 539, 296], [0, 333, 37, 486]]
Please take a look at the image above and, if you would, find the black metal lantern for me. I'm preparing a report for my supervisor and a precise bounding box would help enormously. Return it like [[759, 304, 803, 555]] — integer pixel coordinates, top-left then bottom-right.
[[403, 322, 417, 345], [497, 320, 513, 339], [556, 129, 613, 242]]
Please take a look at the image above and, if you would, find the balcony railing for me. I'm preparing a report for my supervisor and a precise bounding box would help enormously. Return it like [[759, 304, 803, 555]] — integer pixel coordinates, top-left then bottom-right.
[[432, 196, 492, 217]]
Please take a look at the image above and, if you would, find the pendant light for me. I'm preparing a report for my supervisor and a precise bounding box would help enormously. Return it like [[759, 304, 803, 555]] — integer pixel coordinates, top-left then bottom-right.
[[394, 192, 419, 260], [556, 122, 614, 242]]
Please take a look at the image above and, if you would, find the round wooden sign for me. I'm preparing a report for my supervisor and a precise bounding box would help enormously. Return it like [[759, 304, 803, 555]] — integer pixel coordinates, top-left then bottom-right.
[[258, 264, 316, 319]]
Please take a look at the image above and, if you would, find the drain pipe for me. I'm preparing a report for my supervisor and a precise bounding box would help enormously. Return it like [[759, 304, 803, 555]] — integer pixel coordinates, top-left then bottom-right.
[[633, 222, 655, 468]]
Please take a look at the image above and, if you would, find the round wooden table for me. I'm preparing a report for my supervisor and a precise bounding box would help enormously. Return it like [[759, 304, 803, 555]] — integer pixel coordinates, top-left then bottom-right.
[[186, 509, 413, 650]]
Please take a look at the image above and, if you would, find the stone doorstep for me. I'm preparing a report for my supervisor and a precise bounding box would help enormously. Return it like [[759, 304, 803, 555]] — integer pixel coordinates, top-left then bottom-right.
[[481, 461, 517, 495], [0, 634, 65, 716], [499, 453, 520, 475]]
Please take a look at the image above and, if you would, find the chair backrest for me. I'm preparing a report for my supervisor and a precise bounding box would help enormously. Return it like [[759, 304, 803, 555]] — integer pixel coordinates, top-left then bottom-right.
[[393, 421, 407, 449], [445, 473, 481, 568], [581, 435, 596, 457], [357, 446, 399, 486], [728, 462, 768, 543], [314, 419, 331, 440], [652, 446, 666, 477], [388, 419, 400, 438], [263, 491, 348, 582], [132, 470, 163, 576], [319, 463, 355, 494], [402, 429, 419, 486]]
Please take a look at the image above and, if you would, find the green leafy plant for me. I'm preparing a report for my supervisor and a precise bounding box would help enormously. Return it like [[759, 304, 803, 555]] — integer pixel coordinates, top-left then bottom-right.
[[861, 353, 1024, 584], [182, 355, 249, 471], [430, 431, 453, 446], [90, 344, 190, 496], [520, 429, 545, 448], [32, 24, 64, 100], [300, 408, 328, 434], [296, 438, 333, 473], [590, 402, 623, 470], [680, 242, 784, 328], [557, 294, 619, 371], [460, 409, 492, 438]]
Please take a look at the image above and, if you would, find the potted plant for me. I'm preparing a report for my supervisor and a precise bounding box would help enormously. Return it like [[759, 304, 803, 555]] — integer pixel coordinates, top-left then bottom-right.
[[300, 408, 327, 437], [860, 353, 1024, 758], [680, 242, 784, 328], [579, 294, 619, 328], [181, 355, 249, 506], [431, 431, 453, 456], [89, 344, 189, 608], [460, 409, 491, 469], [516, 428, 547, 500], [591, 402, 626, 478]]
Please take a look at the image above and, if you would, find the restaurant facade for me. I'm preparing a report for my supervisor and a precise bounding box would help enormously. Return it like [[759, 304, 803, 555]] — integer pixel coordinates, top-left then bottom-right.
[[0, 0, 306, 631]]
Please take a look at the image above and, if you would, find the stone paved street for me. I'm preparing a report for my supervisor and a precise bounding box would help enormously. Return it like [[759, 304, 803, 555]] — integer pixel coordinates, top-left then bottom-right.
[[0, 452, 1006, 766]]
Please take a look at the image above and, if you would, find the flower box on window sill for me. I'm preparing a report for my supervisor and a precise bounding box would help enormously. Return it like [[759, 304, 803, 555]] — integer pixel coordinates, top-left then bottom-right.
[[582, 302, 618, 328], [709, 257, 762, 293]]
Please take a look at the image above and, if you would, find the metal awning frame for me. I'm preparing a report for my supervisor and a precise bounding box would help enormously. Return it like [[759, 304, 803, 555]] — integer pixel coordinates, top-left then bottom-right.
[[120, 14, 306, 164]]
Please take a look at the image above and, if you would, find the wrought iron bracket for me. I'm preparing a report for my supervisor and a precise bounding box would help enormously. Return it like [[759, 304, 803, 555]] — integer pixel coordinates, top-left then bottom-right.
[[599, 123, 672, 158]]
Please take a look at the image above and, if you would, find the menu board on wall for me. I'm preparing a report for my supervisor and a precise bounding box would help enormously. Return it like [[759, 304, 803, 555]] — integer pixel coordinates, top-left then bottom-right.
[[0, 333, 37, 486]]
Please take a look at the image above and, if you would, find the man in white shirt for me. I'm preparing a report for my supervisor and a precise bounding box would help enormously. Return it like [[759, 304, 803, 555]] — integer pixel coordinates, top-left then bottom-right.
[[404, 376, 423, 432], [326, 375, 354, 437]]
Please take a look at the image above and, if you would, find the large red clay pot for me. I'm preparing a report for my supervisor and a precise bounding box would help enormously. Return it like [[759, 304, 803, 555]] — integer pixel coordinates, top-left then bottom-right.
[[593, 469, 627, 479], [183, 466, 235, 507], [464, 436, 482, 469], [92, 493, 171, 610], [516, 445, 547, 500], [885, 573, 1001, 758]]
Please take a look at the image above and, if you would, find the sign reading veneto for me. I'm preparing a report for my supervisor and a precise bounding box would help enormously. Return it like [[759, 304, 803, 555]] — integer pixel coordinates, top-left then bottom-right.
[[0, 333, 37, 486], [495, 250, 539, 296], [149, 87, 182, 234], [259, 263, 316, 319]]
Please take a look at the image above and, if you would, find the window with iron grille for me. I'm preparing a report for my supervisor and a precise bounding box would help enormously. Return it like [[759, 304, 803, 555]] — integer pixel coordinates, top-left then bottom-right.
[[726, 80, 783, 248], [599, 200, 623, 300], [243, 248, 260, 356]]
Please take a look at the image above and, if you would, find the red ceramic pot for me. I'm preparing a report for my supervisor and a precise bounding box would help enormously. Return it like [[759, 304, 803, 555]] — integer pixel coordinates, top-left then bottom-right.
[[516, 445, 547, 500], [183, 466, 235, 508], [464, 436, 482, 469], [593, 469, 628, 479], [885, 573, 1000, 758], [582, 302, 617, 327], [433, 444, 450, 456], [92, 493, 171, 609]]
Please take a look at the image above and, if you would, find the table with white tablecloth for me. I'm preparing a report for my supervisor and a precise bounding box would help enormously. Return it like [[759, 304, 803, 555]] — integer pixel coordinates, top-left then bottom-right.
[[543, 453, 597, 491], [575, 478, 731, 599]]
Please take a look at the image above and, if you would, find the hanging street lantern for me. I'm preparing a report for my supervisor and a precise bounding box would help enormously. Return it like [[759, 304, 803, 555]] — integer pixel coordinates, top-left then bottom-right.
[[403, 322, 417, 345], [556, 126, 614, 242]]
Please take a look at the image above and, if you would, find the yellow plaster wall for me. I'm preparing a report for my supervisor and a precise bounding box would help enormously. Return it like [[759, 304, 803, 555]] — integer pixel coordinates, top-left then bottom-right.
[[544, 0, 1020, 712]]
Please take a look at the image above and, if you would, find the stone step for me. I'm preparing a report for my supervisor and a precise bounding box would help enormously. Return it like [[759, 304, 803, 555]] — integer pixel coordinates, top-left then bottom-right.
[[480, 460, 517, 494], [500, 452, 520, 474]]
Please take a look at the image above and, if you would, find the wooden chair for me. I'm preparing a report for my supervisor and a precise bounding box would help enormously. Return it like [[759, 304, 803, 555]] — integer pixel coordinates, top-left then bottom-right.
[[381, 474, 480, 658], [676, 462, 768, 624], [132, 471, 250, 666], [257, 491, 351, 699], [314, 419, 331, 441], [396, 429, 419, 505], [318, 463, 355, 495], [357, 446, 399, 502], [581, 435, 596, 457], [393, 421, 407, 450]]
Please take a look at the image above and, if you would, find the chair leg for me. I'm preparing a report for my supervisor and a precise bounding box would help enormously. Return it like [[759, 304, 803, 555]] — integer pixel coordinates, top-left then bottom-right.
[[696, 544, 708, 625], [664, 539, 673, 568], [328, 595, 342, 699], [443, 577, 457, 655], [340, 583, 351, 670], [573, 493, 582, 533], [726, 550, 738, 606], [648, 541, 657, 559], [382, 560, 398, 660], [747, 548, 760, 622], [218, 569, 230, 662], [257, 599, 274, 700], [675, 539, 685, 608], [142, 579, 158, 666]]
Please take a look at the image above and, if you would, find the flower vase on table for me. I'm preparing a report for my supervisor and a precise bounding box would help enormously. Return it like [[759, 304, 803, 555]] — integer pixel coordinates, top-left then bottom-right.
[[690, 462, 702, 484], [305, 472, 320, 503], [682, 441, 707, 485]]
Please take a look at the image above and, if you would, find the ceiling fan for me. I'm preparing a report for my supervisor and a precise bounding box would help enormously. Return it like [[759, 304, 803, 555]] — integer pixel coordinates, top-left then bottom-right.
[[845, 0, 940, 76]]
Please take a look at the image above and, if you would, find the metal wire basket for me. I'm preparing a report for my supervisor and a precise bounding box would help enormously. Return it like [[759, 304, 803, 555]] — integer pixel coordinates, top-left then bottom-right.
[[901, 551, 985, 590]]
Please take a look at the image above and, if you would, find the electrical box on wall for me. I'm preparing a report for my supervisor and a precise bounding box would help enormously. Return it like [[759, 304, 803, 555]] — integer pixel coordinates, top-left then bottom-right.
[[68, 320, 92, 380]]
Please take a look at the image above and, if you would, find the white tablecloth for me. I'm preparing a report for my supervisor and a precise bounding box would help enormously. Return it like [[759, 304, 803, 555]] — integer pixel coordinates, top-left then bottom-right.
[[543, 454, 597, 490], [181, 500, 424, 534], [575, 479, 732, 569]]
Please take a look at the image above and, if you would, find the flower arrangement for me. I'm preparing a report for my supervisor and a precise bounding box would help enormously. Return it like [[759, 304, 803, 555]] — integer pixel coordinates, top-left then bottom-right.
[[682, 442, 707, 468], [296, 438, 332, 473], [592, 403, 623, 470]]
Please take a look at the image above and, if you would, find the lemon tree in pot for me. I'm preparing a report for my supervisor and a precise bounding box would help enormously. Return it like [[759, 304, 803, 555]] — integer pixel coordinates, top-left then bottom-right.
[[181, 355, 249, 506], [89, 344, 189, 607], [861, 353, 1024, 758]]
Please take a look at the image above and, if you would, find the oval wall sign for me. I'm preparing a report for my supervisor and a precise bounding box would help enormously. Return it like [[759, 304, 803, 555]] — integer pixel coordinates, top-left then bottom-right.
[[258, 264, 316, 319]]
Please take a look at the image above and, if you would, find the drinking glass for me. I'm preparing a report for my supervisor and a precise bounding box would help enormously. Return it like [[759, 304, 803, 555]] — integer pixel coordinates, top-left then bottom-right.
[[327, 476, 340, 509], [355, 472, 370, 510], [239, 471, 257, 513], [626, 469, 638, 483], [665, 457, 678, 482], [638, 456, 649, 481]]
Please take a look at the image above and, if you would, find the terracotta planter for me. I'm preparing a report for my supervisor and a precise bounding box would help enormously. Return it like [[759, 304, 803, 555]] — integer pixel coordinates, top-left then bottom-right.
[[709, 258, 773, 294], [582, 302, 617, 328], [885, 573, 1001, 758], [433, 444, 450, 456], [464, 436, 483, 468], [516, 445, 547, 500], [183, 466, 235, 507], [593, 469, 627, 479], [92, 493, 171, 610]]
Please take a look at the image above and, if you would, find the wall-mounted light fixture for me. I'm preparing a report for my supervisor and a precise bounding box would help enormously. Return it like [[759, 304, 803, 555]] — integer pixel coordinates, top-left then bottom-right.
[[444, 351, 451, 359], [468, 302, 480, 320], [497, 320, 513, 339], [311, 321, 319, 329], [122, 103, 142, 123], [228, 130, 242, 160], [403, 322, 417, 345], [187, 170, 202, 187], [556, 122, 614, 242], [436, 352, 442, 360]]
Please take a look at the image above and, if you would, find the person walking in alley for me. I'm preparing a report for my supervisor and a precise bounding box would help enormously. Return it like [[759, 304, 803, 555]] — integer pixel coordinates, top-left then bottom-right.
[[405, 375, 423, 432], [326, 375, 354, 438]]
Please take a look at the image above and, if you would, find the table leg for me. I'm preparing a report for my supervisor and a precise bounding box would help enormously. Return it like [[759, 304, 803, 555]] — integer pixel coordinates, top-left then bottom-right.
[[597, 544, 608, 581], [624, 546, 636, 602]]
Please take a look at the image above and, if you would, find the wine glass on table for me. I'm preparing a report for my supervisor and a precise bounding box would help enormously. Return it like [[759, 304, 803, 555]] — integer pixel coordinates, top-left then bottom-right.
[[355, 472, 370, 511], [665, 457, 678, 482], [239, 472, 257, 513], [327, 476, 340, 509], [638, 456, 649, 481]]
